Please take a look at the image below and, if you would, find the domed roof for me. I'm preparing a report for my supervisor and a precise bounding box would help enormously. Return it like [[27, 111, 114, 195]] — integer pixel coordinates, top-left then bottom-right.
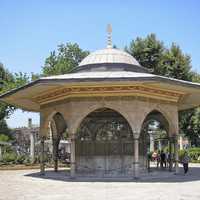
[[79, 48, 140, 67], [72, 47, 148, 73]]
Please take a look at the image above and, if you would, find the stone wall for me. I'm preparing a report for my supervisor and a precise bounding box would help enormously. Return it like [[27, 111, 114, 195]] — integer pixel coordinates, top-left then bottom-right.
[[76, 155, 145, 177], [41, 96, 179, 137], [40, 96, 179, 176]]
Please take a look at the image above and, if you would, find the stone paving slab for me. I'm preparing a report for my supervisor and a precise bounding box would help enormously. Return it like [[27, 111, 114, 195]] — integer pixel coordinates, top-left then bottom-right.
[[0, 164, 200, 200]]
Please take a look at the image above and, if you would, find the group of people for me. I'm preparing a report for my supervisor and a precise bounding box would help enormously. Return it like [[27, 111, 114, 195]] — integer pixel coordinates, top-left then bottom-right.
[[150, 150, 190, 174], [152, 150, 170, 169]]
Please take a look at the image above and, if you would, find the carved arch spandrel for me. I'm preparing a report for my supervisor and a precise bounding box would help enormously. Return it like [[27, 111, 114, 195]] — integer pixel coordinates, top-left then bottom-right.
[[134, 103, 179, 137], [67, 101, 138, 137]]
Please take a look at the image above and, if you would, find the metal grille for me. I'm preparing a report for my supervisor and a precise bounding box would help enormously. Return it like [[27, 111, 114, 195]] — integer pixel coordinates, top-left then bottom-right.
[[76, 141, 134, 156], [76, 108, 134, 157]]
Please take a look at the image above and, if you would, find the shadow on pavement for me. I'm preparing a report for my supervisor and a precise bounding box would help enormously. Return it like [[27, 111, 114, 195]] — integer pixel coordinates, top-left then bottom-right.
[[25, 166, 200, 183]]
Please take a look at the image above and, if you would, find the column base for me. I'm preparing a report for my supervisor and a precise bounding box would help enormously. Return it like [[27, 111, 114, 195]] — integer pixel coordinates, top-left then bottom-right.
[[133, 162, 140, 179], [70, 175, 76, 179], [40, 170, 45, 176]]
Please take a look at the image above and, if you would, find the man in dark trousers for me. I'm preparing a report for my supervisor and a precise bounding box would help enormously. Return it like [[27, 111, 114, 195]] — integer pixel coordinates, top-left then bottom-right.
[[160, 150, 166, 168], [182, 151, 190, 174]]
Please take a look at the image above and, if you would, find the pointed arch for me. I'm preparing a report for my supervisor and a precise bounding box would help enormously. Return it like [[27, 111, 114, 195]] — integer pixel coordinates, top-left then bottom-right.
[[70, 105, 134, 135], [76, 107, 133, 141]]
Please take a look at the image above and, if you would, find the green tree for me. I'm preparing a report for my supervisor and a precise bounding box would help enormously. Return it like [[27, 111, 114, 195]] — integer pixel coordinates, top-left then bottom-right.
[[0, 70, 29, 119], [126, 34, 165, 74], [126, 34, 193, 81], [42, 43, 89, 76], [0, 63, 29, 136], [0, 134, 10, 142], [179, 108, 200, 146], [127, 34, 200, 146], [160, 43, 193, 81], [0, 119, 10, 136]]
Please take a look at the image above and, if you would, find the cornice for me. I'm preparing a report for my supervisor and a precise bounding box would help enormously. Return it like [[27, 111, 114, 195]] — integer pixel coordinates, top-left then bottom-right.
[[32, 84, 185, 106]]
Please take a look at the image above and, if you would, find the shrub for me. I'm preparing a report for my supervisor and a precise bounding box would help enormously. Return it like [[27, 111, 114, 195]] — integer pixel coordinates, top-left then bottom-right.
[[188, 148, 200, 162], [15, 155, 26, 164], [179, 148, 200, 163], [178, 149, 186, 161], [2, 152, 17, 164]]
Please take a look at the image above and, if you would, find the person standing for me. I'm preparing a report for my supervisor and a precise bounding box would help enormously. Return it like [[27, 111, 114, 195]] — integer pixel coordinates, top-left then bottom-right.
[[182, 151, 190, 174], [160, 150, 166, 168], [156, 150, 161, 168], [165, 150, 169, 168]]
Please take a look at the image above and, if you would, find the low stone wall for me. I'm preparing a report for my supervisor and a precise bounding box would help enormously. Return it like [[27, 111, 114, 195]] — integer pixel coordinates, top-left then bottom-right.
[[76, 155, 146, 177]]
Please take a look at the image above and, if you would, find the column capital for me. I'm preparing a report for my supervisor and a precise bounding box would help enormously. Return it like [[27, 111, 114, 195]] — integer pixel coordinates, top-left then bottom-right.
[[133, 134, 140, 140], [171, 134, 179, 141], [169, 134, 178, 142], [69, 133, 76, 140]]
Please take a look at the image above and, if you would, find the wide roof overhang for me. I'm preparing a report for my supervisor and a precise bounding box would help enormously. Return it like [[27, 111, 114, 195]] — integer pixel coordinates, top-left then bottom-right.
[[1, 71, 200, 112]]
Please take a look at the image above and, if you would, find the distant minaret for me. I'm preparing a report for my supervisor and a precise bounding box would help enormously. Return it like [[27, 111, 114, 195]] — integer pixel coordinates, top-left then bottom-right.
[[107, 24, 112, 48]]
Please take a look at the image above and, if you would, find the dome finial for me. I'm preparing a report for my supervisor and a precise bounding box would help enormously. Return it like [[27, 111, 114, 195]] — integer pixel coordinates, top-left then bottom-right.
[[106, 24, 112, 48]]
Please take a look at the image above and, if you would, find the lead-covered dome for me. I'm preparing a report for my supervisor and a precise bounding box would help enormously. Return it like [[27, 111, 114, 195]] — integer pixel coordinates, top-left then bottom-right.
[[79, 48, 140, 66], [72, 48, 149, 73]]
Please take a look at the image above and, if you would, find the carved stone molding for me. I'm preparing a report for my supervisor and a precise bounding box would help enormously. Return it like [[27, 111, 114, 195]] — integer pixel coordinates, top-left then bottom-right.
[[33, 85, 185, 105]]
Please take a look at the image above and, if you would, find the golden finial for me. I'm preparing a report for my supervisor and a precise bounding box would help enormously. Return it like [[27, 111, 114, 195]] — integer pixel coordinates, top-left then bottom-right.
[[107, 24, 112, 48]]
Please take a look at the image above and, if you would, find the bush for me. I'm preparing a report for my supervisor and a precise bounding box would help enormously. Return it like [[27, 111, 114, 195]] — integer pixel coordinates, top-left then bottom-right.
[[15, 155, 26, 164], [0, 134, 10, 142], [188, 148, 200, 162], [178, 149, 186, 161], [0, 152, 31, 165], [2, 152, 17, 164], [179, 148, 200, 163]]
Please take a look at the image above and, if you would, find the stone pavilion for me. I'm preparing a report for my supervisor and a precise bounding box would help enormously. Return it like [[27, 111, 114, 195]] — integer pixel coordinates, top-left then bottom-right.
[[1, 27, 200, 178]]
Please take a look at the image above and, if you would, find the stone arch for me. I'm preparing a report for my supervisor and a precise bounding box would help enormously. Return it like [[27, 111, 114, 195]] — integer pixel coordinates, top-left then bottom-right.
[[76, 107, 133, 140], [52, 113, 67, 136], [74, 107, 135, 175], [139, 109, 171, 170], [70, 104, 134, 135], [44, 110, 67, 132], [141, 109, 170, 135], [138, 105, 177, 136], [43, 111, 67, 172]]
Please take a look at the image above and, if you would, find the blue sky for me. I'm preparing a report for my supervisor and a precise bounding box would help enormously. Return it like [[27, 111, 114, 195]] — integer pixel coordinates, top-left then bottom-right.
[[1, 0, 200, 128]]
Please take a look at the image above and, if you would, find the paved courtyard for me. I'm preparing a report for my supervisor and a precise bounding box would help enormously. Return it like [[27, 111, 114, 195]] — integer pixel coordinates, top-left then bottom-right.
[[0, 164, 200, 200]]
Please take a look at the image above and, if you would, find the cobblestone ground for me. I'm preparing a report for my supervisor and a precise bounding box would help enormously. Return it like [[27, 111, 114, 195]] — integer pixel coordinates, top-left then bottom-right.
[[0, 164, 200, 200]]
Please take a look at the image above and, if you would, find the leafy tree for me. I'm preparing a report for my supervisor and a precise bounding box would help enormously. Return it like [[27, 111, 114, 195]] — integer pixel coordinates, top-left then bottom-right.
[[0, 70, 29, 120], [42, 43, 89, 76], [127, 34, 200, 145], [179, 108, 200, 146], [2, 72, 29, 92], [160, 43, 193, 81], [0, 119, 10, 137], [126, 34, 165, 74], [126, 34, 193, 81], [0, 134, 10, 142], [31, 73, 40, 81], [0, 63, 29, 136]]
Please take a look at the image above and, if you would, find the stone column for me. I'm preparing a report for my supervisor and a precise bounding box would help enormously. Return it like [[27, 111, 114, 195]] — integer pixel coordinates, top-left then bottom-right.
[[40, 136, 45, 175], [70, 133, 76, 178], [174, 135, 179, 174], [0, 145, 2, 161], [133, 136, 139, 179], [179, 135, 183, 150], [53, 138, 59, 172], [150, 134, 154, 152], [40, 113, 45, 175], [30, 132, 35, 163], [168, 137, 173, 172], [29, 118, 35, 163], [158, 140, 162, 151]]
